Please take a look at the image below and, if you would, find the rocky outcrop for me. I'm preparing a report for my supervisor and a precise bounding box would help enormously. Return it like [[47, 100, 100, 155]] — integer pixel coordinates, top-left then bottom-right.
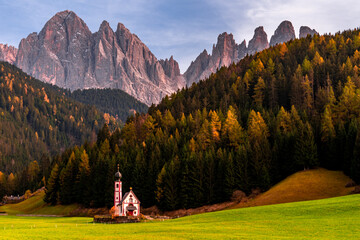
[[269, 21, 295, 46], [159, 56, 181, 79], [15, 10, 185, 105], [247, 26, 269, 55], [184, 50, 211, 86], [299, 26, 318, 38], [0, 44, 18, 64], [8, 12, 317, 101], [185, 22, 316, 85], [184, 33, 245, 86]]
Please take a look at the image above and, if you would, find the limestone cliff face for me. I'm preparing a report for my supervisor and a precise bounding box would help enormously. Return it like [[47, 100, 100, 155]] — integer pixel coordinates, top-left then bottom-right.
[[299, 26, 318, 38], [185, 27, 269, 86], [184, 22, 317, 86], [9, 12, 317, 101], [0, 44, 18, 64], [15, 10, 185, 105], [184, 33, 243, 85], [248, 26, 269, 55], [269, 21, 296, 46]]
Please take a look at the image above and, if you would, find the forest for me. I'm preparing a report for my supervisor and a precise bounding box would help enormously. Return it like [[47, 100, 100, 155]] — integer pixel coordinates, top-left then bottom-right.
[[0, 62, 116, 198], [68, 88, 148, 123], [3, 28, 360, 211]]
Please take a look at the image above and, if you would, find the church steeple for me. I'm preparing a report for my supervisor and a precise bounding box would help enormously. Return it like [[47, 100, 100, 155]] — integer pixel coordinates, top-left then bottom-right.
[[114, 164, 122, 216], [115, 164, 122, 180]]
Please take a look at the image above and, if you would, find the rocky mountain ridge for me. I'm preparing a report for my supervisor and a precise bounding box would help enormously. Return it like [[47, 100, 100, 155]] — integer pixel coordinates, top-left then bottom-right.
[[14, 10, 185, 106], [1, 12, 317, 104], [185, 21, 317, 86], [0, 44, 18, 64]]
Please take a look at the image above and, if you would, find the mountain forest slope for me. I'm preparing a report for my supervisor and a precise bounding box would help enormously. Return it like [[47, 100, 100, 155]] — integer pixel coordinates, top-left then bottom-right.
[[43, 28, 360, 210], [0, 61, 121, 196], [68, 88, 148, 122]]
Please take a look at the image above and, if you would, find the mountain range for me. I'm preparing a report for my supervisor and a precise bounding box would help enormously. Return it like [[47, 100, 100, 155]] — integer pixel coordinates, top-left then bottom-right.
[[0, 10, 317, 105]]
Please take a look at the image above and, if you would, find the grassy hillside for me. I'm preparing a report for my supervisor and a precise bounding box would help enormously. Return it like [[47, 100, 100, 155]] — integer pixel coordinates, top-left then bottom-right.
[[0, 194, 359, 239], [0, 191, 78, 216], [233, 168, 355, 208]]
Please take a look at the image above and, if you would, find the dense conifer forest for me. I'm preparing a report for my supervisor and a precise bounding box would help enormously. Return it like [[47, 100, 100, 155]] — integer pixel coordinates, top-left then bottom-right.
[[0, 62, 116, 198], [68, 89, 148, 122], [5, 28, 360, 210]]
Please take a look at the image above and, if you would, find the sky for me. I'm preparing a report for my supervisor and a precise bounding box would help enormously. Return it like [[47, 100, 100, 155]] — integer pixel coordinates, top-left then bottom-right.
[[0, 0, 359, 73]]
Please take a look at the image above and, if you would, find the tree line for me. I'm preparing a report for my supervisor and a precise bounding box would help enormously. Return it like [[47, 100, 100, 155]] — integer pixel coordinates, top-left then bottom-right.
[[0, 62, 119, 199], [38, 28, 360, 210]]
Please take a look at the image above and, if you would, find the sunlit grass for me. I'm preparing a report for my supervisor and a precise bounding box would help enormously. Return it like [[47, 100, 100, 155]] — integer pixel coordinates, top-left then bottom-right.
[[0, 194, 359, 239], [0, 191, 78, 216], [233, 168, 355, 208]]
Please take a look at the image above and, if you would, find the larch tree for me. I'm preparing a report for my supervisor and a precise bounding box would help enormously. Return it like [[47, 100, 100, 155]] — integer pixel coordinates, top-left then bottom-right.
[[253, 77, 266, 108], [247, 110, 271, 189]]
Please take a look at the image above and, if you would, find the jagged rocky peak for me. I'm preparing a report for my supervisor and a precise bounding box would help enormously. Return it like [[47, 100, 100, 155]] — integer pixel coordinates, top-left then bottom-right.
[[238, 40, 247, 60], [248, 26, 269, 55], [270, 20, 295, 46], [0, 44, 18, 64], [211, 32, 238, 66], [299, 26, 318, 38], [184, 49, 211, 86], [14, 10, 185, 105], [214, 32, 236, 54], [159, 56, 181, 79], [98, 20, 113, 35], [40, 10, 92, 42]]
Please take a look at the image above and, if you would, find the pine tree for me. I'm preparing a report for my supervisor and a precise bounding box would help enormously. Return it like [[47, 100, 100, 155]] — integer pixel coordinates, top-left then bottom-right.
[[44, 164, 60, 205], [75, 150, 91, 205], [351, 128, 360, 183], [209, 110, 221, 143], [223, 106, 244, 149], [253, 77, 266, 108], [294, 122, 318, 170], [247, 110, 271, 189]]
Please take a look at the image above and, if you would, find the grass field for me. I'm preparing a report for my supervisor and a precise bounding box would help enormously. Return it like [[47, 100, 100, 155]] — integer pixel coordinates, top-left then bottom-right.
[[0, 194, 359, 239], [0, 191, 79, 216]]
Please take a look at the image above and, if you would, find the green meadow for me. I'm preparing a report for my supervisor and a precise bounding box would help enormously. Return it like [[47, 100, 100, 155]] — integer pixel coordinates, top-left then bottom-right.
[[0, 194, 359, 239]]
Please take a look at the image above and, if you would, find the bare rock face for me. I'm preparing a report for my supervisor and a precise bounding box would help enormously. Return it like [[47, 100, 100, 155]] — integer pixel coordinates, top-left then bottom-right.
[[238, 40, 247, 60], [16, 10, 93, 89], [248, 26, 269, 55], [184, 50, 211, 86], [0, 44, 18, 64], [299, 26, 318, 38], [270, 21, 295, 46], [185, 27, 271, 86], [184, 32, 243, 86], [159, 56, 181, 79], [15, 10, 185, 105]]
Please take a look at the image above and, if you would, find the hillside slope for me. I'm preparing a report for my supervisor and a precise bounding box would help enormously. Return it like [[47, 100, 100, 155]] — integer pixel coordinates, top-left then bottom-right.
[[0, 61, 109, 174], [69, 88, 148, 123], [0, 191, 78, 216], [233, 168, 355, 208]]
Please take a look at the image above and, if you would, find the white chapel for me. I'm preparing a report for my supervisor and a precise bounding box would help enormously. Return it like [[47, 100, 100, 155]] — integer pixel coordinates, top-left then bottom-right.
[[114, 166, 141, 217]]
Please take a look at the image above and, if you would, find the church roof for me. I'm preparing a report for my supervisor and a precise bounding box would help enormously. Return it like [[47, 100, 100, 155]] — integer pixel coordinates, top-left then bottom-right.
[[119, 189, 141, 204], [119, 192, 130, 204]]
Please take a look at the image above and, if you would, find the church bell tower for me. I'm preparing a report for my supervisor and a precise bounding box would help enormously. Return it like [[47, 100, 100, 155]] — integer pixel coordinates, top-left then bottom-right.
[[114, 164, 122, 216]]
